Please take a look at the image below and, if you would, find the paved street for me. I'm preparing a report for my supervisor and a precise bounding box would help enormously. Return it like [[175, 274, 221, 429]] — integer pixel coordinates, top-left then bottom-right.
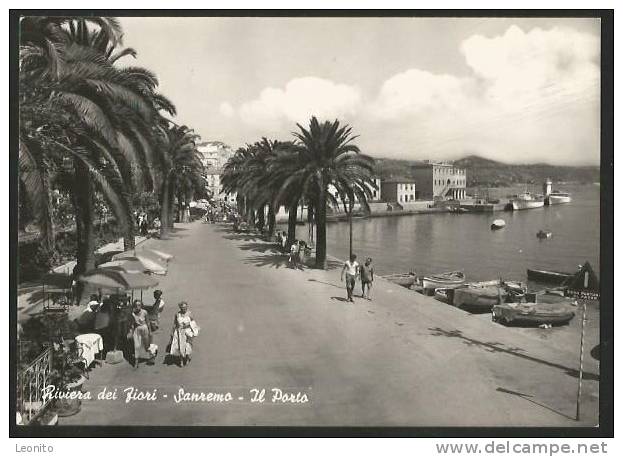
[[63, 221, 599, 427]]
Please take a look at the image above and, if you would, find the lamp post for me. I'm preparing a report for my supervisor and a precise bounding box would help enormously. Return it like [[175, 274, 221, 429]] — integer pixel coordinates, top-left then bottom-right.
[[348, 199, 354, 259]]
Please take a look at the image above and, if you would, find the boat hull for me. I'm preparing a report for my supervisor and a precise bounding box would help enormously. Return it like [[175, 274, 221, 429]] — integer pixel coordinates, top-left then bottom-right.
[[526, 268, 573, 285], [509, 200, 545, 210], [453, 286, 505, 313], [547, 195, 572, 205], [493, 302, 575, 326], [422, 271, 465, 290], [382, 274, 416, 288]]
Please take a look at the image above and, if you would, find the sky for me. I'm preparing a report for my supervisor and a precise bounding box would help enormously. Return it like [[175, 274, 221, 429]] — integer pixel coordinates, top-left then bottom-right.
[[119, 16, 601, 165]]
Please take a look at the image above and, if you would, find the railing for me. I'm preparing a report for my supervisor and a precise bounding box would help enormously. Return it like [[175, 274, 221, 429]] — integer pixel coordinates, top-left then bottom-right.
[[17, 347, 53, 425]]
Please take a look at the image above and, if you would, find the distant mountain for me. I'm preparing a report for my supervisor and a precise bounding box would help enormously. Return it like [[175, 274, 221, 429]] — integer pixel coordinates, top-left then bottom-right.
[[374, 155, 600, 187]]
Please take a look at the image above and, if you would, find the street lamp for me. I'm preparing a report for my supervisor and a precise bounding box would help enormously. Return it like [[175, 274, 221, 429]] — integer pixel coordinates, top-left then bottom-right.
[[348, 199, 354, 259]]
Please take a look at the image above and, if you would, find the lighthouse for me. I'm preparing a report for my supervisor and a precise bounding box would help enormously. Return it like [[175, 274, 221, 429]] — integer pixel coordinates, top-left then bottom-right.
[[543, 178, 553, 205]]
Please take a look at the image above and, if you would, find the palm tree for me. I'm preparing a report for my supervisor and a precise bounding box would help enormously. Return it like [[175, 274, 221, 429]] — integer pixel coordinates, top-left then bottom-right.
[[158, 125, 205, 239], [274, 117, 376, 269], [64, 19, 176, 251], [221, 145, 255, 219], [19, 16, 172, 279]]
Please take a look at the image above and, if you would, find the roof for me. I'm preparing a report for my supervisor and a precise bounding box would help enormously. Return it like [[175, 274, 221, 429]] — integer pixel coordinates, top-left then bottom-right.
[[381, 177, 416, 184]]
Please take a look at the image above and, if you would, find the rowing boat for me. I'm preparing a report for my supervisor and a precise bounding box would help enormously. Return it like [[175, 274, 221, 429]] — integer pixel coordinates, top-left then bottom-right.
[[421, 271, 465, 290], [492, 302, 576, 326]]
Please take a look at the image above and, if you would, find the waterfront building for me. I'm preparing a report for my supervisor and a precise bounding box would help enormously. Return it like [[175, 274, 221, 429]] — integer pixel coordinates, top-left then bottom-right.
[[380, 179, 417, 204], [197, 141, 237, 203], [327, 177, 382, 207], [411, 161, 467, 200]]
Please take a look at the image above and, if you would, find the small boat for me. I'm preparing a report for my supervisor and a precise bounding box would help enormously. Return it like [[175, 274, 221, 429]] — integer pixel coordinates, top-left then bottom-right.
[[434, 288, 452, 303], [421, 271, 465, 290], [382, 272, 416, 288], [547, 191, 572, 205], [536, 230, 552, 239], [492, 302, 576, 326], [449, 280, 526, 312], [527, 268, 573, 284], [507, 192, 545, 211], [491, 219, 506, 230]]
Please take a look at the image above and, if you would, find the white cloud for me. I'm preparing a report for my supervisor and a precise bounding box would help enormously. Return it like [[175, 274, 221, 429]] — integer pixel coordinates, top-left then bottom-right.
[[223, 26, 599, 165], [219, 102, 235, 118], [236, 77, 362, 127], [370, 69, 473, 120], [366, 25, 600, 165]]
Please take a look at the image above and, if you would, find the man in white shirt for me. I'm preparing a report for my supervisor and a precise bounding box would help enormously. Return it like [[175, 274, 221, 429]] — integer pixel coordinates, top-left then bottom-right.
[[341, 254, 360, 302]]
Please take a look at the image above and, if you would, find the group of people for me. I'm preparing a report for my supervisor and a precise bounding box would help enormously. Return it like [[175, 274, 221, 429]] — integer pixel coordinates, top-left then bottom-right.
[[80, 290, 199, 368], [275, 232, 311, 269], [134, 210, 158, 236], [341, 254, 375, 302]]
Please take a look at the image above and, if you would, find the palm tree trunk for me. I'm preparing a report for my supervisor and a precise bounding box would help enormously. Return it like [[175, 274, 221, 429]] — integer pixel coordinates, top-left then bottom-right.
[[287, 202, 297, 246], [315, 185, 327, 269], [257, 205, 265, 232], [168, 185, 175, 229], [71, 160, 96, 298], [267, 206, 276, 237], [160, 178, 170, 239], [123, 210, 136, 251], [307, 204, 314, 246], [177, 192, 184, 223]]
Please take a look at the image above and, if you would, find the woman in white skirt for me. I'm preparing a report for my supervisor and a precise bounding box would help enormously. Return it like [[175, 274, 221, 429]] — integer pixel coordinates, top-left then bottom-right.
[[168, 301, 199, 367], [129, 300, 157, 368]]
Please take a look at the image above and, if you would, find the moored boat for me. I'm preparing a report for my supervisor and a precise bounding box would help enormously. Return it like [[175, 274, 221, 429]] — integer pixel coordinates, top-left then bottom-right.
[[421, 271, 465, 290], [492, 302, 575, 326], [536, 230, 552, 239], [507, 192, 545, 210], [434, 288, 452, 303], [382, 272, 416, 288], [546, 191, 572, 205], [491, 219, 506, 230], [452, 282, 526, 313], [527, 268, 573, 284]]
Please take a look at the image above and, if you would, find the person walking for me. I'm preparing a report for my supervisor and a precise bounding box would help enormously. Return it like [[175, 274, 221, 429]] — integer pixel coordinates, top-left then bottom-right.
[[341, 254, 360, 302], [128, 300, 157, 368], [147, 290, 165, 332], [168, 302, 199, 367], [289, 239, 300, 269], [360, 257, 375, 300]]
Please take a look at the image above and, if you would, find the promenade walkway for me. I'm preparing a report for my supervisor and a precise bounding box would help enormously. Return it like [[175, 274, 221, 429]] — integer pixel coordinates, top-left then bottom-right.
[[62, 221, 599, 427]]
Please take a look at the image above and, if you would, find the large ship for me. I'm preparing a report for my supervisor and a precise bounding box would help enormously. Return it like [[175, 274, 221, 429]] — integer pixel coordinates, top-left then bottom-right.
[[508, 192, 545, 210]]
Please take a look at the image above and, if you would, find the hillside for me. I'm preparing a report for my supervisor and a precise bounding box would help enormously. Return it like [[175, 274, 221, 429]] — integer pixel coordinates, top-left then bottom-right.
[[374, 155, 600, 187]]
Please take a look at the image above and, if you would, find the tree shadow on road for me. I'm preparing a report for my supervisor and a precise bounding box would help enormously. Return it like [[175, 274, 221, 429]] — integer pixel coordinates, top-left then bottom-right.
[[242, 253, 291, 269], [428, 327, 599, 381], [236, 242, 280, 254], [223, 233, 263, 242], [307, 278, 343, 289]]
